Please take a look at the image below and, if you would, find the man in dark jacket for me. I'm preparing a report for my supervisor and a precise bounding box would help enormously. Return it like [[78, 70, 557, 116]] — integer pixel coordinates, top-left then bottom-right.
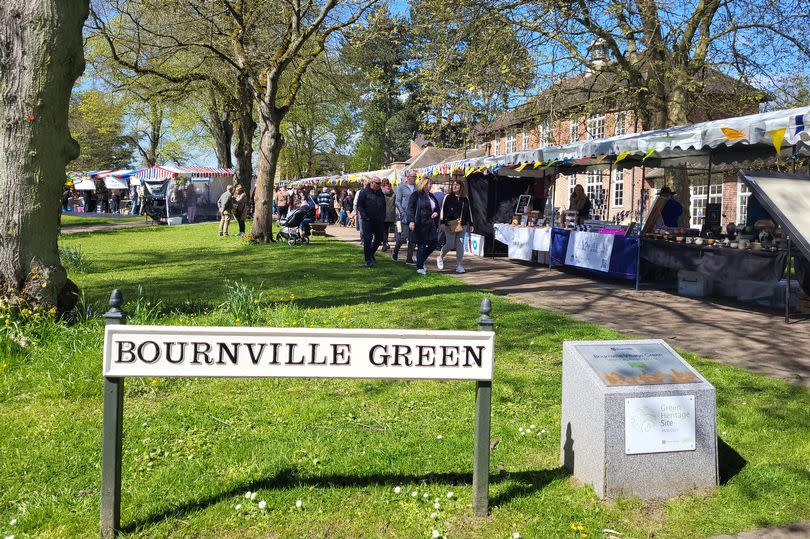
[[355, 177, 387, 266]]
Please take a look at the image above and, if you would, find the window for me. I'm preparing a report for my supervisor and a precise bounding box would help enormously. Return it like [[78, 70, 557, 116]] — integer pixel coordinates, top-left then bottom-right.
[[689, 182, 723, 229], [522, 127, 531, 150], [737, 178, 751, 225], [613, 170, 624, 207], [615, 111, 627, 136], [569, 117, 579, 143], [505, 130, 517, 154], [569, 175, 577, 197], [586, 114, 605, 140], [586, 171, 606, 219], [540, 117, 554, 146], [493, 134, 500, 155]]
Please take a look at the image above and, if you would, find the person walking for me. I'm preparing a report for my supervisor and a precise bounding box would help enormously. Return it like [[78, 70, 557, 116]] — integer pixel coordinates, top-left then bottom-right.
[[217, 184, 234, 236], [392, 171, 417, 265], [340, 189, 353, 226], [381, 179, 396, 251], [276, 186, 290, 220], [355, 177, 387, 267], [407, 176, 440, 275], [317, 187, 332, 224], [437, 179, 474, 274], [234, 185, 249, 236], [185, 181, 197, 223]]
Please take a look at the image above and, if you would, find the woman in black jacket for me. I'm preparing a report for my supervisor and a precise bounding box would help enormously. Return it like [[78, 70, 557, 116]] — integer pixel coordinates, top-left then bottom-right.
[[437, 179, 474, 273], [407, 176, 440, 275]]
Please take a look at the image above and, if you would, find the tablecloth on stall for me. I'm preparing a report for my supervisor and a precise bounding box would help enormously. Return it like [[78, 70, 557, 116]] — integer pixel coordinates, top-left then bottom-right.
[[640, 239, 787, 282], [493, 224, 553, 261], [551, 228, 639, 280]]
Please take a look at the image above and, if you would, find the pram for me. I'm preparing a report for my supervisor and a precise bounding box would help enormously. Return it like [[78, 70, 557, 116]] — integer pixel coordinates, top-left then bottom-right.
[[276, 206, 312, 245]]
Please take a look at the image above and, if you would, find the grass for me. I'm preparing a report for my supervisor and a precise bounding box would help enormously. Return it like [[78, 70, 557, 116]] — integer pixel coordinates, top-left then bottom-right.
[[60, 214, 144, 228], [0, 222, 808, 538]]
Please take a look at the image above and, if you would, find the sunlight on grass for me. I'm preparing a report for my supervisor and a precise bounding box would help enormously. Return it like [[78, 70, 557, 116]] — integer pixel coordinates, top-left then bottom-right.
[[0, 222, 807, 538]]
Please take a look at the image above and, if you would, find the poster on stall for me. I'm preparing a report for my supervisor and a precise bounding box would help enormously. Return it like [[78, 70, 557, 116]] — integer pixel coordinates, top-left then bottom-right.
[[532, 228, 552, 252], [564, 231, 615, 272], [464, 232, 485, 257]]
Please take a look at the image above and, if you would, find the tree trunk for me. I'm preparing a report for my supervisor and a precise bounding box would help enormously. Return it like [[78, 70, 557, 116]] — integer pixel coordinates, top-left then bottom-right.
[[233, 77, 255, 192], [666, 84, 692, 228], [0, 0, 88, 310], [251, 103, 284, 243], [206, 87, 233, 169]]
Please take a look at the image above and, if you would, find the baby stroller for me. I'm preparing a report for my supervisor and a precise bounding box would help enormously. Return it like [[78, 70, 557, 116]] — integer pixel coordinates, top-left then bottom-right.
[[276, 206, 311, 245]]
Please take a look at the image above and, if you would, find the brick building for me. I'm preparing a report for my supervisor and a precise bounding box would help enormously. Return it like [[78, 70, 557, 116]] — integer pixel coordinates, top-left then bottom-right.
[[476, 51, 765, 227]]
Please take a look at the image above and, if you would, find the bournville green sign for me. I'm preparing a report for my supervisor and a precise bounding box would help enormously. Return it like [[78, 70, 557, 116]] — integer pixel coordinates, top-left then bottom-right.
[[99, 290, 496, 538]]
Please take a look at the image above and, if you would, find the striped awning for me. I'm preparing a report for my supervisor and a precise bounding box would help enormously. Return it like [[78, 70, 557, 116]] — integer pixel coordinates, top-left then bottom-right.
[[133, 165, 234, 181]]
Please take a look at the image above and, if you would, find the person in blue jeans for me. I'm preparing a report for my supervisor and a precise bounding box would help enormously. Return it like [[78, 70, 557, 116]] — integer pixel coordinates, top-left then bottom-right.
[[355, 177, 387, 267], [317, 187, 333, 223], [407, 176, 440, 275]]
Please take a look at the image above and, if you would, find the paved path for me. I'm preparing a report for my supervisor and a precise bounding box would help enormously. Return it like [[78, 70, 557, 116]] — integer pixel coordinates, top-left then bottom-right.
[[60, 219, 154, 234], [706, 521, 810, 539], [328, 226, 810, 386]]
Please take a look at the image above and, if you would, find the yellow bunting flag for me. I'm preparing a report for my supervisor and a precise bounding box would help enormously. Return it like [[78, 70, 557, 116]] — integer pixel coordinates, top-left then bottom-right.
[[769, 127, 786, 156], [642, 148, 656, 161], [615, 150, 633, 163], [533, 161, 543, 168], [721, 126, 746, 141], [594, 154, 607, 164], [515, 162, 528, 171]]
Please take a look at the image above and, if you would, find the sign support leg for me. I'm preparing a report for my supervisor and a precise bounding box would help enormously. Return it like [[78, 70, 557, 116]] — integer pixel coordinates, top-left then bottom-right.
[[101, 377, 124, 538], [473, 298, 493, 516], [101, 290, 126, 538]]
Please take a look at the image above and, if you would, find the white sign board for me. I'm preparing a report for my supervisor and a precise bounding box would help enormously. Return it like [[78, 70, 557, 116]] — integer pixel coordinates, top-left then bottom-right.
[[104, 325, 494, 381], [625, 395, 696, 454], [532, 227, 552, 252], [565, 231, 615, 272], [464, 232, 485, 257]]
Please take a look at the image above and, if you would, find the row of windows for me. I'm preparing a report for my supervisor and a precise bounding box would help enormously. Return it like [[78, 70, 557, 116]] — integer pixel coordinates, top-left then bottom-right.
[[561, 176, 750, 227], [491, 112, 628, 154]]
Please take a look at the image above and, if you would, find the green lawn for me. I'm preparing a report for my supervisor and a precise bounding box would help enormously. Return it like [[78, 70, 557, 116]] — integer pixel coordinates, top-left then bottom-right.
[[1, 222, 808, 538], [61, 214, 144, 227]]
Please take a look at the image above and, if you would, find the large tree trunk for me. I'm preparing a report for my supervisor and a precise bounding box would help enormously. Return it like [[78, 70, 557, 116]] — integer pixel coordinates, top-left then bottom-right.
[[666, 84, 692, 228], [233, 77, 255, 193], [251, 103, 284, 243], [0, 0, 88, 310], [206, 87, 233, 169]]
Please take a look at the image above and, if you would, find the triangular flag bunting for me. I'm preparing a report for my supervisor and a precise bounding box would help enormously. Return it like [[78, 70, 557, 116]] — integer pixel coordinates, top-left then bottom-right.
[[515, 162, 528, 171], [540, 159, 558, 170], [594, 154, 607, 164], [641, 148, 656, 161], [533, 161, 543, 168], [615, 151, 632, 163], [721, 126, 746, 141], [769, 127, 786, 156]]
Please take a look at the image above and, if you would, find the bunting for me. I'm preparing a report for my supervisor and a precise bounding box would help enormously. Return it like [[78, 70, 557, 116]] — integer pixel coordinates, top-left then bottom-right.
[[615, 150, 633, 164], [721, 126, 746, 141], [641, 148, 656, 162], [769, 128, 786, 156]]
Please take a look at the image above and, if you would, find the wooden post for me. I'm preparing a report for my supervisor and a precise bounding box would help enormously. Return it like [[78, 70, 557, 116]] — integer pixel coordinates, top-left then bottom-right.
[[473, 298, 493, 516], [101, 290, 125, 538]]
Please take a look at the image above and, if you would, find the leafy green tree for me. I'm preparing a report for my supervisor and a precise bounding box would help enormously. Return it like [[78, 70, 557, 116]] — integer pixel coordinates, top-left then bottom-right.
[[408, 0, 535, 148], [343, 5, 418, 168], [68, 88, 134, 170]]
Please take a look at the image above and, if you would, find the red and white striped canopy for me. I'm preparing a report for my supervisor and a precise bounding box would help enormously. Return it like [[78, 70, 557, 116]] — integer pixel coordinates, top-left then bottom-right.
[[133, 166, 234, 181]]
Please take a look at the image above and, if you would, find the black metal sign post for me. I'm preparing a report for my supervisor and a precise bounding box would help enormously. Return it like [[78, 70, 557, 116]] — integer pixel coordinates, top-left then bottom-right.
[[99, 293, 495, 535], [473, 298, 494, 516], [101, 290, 125, 538]]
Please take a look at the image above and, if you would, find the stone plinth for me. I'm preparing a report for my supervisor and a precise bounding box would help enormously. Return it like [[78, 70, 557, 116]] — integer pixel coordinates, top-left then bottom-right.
[[310, 223, 327, 236], [560, 339, 717, 500]]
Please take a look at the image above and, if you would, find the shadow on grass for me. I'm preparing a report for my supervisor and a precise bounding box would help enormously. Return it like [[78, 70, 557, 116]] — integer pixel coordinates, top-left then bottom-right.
[[122, 467, 569, 532], [718, 436, 747, 485]]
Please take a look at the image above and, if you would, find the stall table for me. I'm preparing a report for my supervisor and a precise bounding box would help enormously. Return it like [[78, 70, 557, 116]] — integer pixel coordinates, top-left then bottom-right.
[[551, 229, 639, 280], [493, 224, 552, 261], [640, 239, 788, 283]]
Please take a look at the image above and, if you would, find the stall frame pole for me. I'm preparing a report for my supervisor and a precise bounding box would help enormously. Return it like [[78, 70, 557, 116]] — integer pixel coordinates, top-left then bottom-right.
[[786, 237, 792, 324], [605, 162, 613, 221], [635, 165, 646, 291]]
